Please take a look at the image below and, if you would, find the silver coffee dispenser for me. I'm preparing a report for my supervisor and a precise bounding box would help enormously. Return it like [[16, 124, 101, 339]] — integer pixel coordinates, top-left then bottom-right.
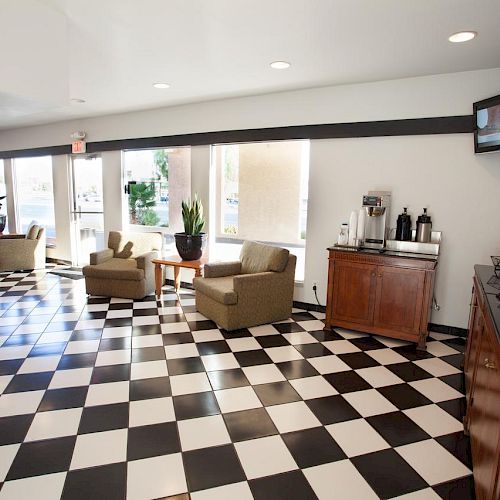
[[362, 192, 391, 249]]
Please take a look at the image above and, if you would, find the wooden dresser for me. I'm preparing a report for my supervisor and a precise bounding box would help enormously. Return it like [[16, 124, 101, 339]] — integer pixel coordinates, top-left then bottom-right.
[[464, 265, 500, 500], [324, 247, 437, 349]]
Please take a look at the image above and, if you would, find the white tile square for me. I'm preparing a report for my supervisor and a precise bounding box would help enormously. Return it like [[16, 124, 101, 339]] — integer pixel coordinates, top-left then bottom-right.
[[334, 328, 368, 339], [356, 366, 404, 388], [0, 443, 20, 482], [404, 404, 464, 437], [282, 331, 318, 345], [0, 390, 45, 417], [342, 389, 398, 417], [132, 334, 163, 348], [158, 306, 183, 316], [95, 349, 131, 367], [413, 358, 461, 377], [85, 381, 129, 406], [409, 378, 463, 402], [235, 435, 297, 479], [428, 332, 456, 341], [64, 340, 100, 355], [304, 460, 378, 499], [326, 419, 389, 457], [161, 322, 190, 334], [308, 355, 351, 374], [110, 298, 133, 304], [265, 346, 303, 363], [70, 429, 127, 470], [190, 481, 253, 500], [289, 376, 337, 399], [13, 323, 47, 335], [52, 312, 81, 322], [37, 330, 72, 344], [425, 341, 459, 357], [49, 367, 93, 389], [248, 324, 280, 336], [130, 360, 168, 380], [0, 316, 26, 327], [170, 372, 211, 396], [366, 348, 408, 365], [127, 453, 187, 500], [214, 386, 263, 413], [106, 309, 133, 319], [191, 329, 224, 343], [226, 337, 261, 352], [242, 364, 286, 385], [25, 408, 82, 441], [323, 340, 361, 354], [201, 353, 239, 371], [266, 401, 321, 433], [0, 472, 67, 499], [84, 303, 109, 312], [75, 319, 105, 330], [102, 326, 132, 339], [0, 345, 32, 361], [132, 316, 160, 326], [396, 439, 471, 485], [18, 355, 61, 374], [372, 335, 411, 348], [184, 312, 208, 321], [0, 375, 13, 394], [296, 320, 325, 332], [132, 301, 157, 310], [129, 396, 175, 427], [178, 414, 231, 451], [164, 343, 199, 360]]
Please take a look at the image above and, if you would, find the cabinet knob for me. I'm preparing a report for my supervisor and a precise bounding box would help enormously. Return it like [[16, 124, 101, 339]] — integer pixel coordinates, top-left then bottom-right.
[[484, 358, 496, 369]]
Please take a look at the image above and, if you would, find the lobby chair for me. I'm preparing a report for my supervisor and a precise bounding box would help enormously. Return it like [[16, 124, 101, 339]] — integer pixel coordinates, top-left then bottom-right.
[[0, 225, 46, 272], [193, 240, 296, 331], [83, 231, 162, 299]]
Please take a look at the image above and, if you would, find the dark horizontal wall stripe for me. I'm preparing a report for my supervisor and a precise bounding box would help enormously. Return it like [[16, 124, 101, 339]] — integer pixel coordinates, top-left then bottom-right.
[[0, 115, 474, 159]]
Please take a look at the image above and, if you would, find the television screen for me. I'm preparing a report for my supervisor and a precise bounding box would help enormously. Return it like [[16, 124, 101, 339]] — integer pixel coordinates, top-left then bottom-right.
[[474, 94, 500, 153]]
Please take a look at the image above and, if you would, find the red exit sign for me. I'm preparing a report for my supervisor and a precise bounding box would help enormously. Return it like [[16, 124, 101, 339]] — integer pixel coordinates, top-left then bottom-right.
[[72, 140, 86, 154]]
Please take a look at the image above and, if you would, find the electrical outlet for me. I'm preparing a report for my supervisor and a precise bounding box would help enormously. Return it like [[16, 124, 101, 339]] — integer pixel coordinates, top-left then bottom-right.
[[312, 281, 318, 290]]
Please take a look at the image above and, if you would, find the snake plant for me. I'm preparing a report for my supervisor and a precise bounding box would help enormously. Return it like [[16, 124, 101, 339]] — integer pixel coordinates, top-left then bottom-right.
[[181, 194, 205, 235]]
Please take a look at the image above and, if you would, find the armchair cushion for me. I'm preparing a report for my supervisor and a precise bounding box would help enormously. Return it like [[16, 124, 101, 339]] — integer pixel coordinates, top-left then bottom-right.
[[89, 248, 114, 265], [83, 258, 144, 281], [240, 241, 289, 274], [203, 261, 241, 278], [26, 225, 40, 240], [193, 276, 237, 305], [108, 231, 162, 259]]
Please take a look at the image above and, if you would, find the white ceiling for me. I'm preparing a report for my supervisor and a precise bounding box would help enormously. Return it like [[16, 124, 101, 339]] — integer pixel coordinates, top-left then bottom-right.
[[1, 0, 499, 130]]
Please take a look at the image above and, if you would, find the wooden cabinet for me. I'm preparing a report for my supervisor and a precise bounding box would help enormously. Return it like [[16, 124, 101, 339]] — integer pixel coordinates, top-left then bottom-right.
[[325, 249, 437, 348], [465, 268, 500, 500]]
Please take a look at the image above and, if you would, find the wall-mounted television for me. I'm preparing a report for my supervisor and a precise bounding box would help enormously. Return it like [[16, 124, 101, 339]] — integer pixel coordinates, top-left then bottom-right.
[[474, 94, 500, 153]]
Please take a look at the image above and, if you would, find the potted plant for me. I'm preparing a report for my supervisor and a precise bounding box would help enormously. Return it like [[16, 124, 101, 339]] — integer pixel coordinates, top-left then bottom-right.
[[174, 194, 207, 260]]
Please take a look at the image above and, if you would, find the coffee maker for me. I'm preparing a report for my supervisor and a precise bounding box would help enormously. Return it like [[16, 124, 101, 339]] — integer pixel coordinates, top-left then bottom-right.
[[361, 191, 391, 249]]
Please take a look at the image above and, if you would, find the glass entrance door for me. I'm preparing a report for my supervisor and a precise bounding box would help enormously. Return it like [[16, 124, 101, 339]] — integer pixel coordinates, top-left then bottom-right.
[[71, 156, 105, 266]]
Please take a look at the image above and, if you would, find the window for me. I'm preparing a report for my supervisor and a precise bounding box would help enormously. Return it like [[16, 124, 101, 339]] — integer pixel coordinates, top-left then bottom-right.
[[211, 140, 310, 281], [0, 160, 6, 233], [13, 156, 56, 238], [123, 148, 191, 233]]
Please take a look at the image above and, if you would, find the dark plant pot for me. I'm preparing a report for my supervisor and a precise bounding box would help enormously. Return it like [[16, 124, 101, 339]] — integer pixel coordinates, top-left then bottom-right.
[[174, 232, 207, 261], [0, 215, 6, 233]]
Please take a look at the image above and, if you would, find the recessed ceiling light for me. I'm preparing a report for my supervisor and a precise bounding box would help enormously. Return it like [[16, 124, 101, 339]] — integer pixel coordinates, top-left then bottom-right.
[[270, 61, 291, 70], [70, 98, 86, 104], [153, 82, 170, 89], [448, 31, 477, 43]]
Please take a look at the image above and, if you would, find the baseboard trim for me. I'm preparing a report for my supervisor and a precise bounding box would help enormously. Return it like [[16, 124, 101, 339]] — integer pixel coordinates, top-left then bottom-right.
[[428, 323, 468, 338], [293, 301, 326, 313]]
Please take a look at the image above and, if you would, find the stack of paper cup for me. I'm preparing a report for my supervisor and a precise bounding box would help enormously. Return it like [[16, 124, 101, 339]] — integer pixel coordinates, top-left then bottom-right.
[[348, 211, 358, 246], [357, 208, 366, 244]]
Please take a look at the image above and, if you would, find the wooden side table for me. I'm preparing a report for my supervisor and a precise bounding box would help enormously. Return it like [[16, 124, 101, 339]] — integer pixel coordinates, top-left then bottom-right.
[[152, 255, 207, 297]]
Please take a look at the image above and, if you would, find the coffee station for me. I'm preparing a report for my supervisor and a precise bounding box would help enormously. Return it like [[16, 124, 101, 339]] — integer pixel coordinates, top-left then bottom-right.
[[324, 191, 440, 350]]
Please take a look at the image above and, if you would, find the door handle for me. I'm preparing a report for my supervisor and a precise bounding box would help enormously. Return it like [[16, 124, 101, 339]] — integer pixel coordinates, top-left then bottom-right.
[[484, 358, 496, 369]]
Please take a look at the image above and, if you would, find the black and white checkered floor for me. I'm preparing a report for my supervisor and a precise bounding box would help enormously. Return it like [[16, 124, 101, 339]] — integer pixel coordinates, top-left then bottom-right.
[[0, 267, 474, 499]]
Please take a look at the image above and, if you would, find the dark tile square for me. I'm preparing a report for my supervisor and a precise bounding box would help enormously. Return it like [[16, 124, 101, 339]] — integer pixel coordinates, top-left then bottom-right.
[[337, 352, 380, 369], [367, 411, 431, 447], [62, 463, 126, 500], [306, 395, 361, 424], [108, 302, 133, 310], [196, 340, 230, 355], [393, 344, 434, 361], [207, 368, 250, 390], [276, 360, 319, 380], [69, 329, 103, 341], [0, 326, 17, 336], [57, 352, 97, 370], [132, 324, 162, 336], [223, 408, 277, 442], [323, 371, 372, 393], [45, 321, 78, 333], [104, 317, 132, 328], [39, 387, 88, 411], [160, 313, 185, 324], [291, 311, 317, 321], [377, 384, 433, 410], [386, 362, 433, 382], [349, 336, 387, 351], [438, 398, 467, 420], [91, 364, 131, 384], [443, 337, 467, 353], [162, 333, 194, 346], [253, 381, 301, 406], [234, 350, 273, 367], [127, 422, 181, 461], [440, 373, 465, 393], [173, 392, 220, 420], [6, 436, 76, 480], [0, 359, 26, 375], [3, 334, 40, 346], [131, 346, 165, 362], [293, 343, 333, 358], [4, 372, 53, 393], [440, 354, 464, 370], [129, 376, 171, 401], [188, 320, 218, 331], [21, 314, 53, 324], [79, 403, 129, 433], [282, 427, 346, 468], [79, 311, 107, 320], [250, 470, 317, 500], [256, 335, 290, 348], [436, 432, 473, 468], [98, 337, 132, 351], [133, 308, 159, 317], [0, 414, 34, 445], [433, 475, 475, 499], [167, 357, 205, 376], [183, 444, 246, 492], [220, 327, 251, 339], [351, 449, 428, 498], [272, 322, 305, 334]]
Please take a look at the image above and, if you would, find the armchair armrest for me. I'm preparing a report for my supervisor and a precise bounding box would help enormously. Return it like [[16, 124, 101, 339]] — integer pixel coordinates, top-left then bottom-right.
[[135, 251, 158, 270], [89, 248, 113, 265], [0, 234, 25, 239], [204, 261, 241, 278]]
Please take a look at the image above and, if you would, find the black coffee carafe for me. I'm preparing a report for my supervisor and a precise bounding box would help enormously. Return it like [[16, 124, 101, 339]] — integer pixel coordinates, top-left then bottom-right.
[[395, 207, 412, 241], [416, 208, 432, 243]]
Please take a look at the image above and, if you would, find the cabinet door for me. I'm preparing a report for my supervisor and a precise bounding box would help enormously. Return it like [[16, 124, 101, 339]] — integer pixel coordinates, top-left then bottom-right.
[[332, 261, 377, 326], [469, 325, 500, 500], [465, 292, 483, 411], [373, 266, 425, 336]]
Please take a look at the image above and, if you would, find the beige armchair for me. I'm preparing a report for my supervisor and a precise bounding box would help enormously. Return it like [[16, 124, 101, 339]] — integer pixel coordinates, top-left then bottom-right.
[[0, 225, 46, 272], [193, 241, 296, 331], [83, 231, 162, 299]]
